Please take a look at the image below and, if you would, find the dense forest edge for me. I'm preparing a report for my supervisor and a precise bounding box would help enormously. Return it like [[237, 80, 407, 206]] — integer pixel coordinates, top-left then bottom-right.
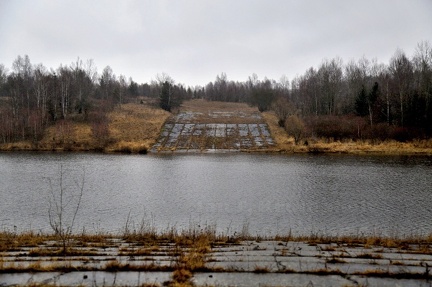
[[0, 41, 432, 154]]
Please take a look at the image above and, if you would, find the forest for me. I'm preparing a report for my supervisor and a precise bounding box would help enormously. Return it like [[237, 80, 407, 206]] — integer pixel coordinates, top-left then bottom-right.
[[0, 41, 431, 145]]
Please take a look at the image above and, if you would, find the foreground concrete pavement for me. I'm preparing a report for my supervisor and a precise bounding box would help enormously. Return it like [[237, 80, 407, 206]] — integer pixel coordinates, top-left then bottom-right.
[[1, 240, 432, 286]]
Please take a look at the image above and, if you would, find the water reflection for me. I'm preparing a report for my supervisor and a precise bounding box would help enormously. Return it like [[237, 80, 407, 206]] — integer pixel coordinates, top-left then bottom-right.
[[0, 152, 431, 236]]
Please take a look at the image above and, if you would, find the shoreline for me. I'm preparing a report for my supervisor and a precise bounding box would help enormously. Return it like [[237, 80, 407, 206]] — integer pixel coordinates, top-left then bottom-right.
[[1, 140, 432, 156], [1, 230, 432, 286], [1, 102, 431, 156]]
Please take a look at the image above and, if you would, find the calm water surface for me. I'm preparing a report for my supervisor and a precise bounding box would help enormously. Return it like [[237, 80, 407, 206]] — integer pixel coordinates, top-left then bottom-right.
[[0, 152, 431, 236]]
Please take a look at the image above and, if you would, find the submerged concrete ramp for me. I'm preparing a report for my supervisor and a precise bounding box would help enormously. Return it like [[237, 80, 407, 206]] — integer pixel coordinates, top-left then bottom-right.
[[152, 110, 275, 152]]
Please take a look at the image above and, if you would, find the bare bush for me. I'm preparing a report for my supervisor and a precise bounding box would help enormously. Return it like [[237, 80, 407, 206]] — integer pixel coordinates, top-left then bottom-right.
[[271, 97, 293, 127], [89, 110, 110, 147], [306, 115, 367, 141], [47, 165, 85, 254], [285, 115, 305, 145]]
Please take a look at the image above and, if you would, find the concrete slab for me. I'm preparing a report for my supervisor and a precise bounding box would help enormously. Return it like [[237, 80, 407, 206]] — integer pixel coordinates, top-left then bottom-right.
[[152, 111, 276, 152], [1, 239, 432, 286]]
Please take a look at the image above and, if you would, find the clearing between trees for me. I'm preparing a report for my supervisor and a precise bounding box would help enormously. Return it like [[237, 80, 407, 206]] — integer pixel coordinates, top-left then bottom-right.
[[152, 100, 275, 152]]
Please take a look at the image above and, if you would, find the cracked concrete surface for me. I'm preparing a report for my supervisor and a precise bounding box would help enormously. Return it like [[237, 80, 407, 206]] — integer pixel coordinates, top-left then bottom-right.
[[1, 240, 432, 286], [152, 111, 275, 152]]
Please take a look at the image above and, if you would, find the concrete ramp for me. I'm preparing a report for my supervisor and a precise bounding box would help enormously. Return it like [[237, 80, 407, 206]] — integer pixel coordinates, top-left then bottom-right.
[[152, 111, 275, 152]]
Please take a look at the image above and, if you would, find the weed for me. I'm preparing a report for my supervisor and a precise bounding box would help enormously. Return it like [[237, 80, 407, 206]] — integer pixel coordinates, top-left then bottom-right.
[[119, 245, 160, 256], [253, 265, 271, 273], [104, 259, 125, 271], [171, 268, 193, 283]]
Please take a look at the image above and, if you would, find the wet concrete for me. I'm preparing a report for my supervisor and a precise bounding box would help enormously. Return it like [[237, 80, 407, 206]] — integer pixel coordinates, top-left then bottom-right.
[[1, 240, 432, 286], [152, 111, 275, 152]]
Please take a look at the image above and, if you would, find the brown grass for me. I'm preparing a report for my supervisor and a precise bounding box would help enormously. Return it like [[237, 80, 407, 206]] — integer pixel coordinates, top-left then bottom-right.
[[2, 99, 431, 155], [181, 99, 256, 113], [262, 110, 432, 155], [262, 111, 297, 151], [36, 121, 95, 151], [2, 229, 432, 283], [306, 139, 432, 155], [0, 102, 170, 153], [0, 232, 57, 252], [175, 99, 264, 124], [106, 103, 170, 152]]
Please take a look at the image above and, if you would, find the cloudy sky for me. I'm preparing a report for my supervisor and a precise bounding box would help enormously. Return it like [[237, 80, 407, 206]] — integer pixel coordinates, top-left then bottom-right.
[[1, 0, 431, 86]]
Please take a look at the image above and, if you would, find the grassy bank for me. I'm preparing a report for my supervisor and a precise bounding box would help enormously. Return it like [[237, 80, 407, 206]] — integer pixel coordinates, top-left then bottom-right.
[[0, 103, 170, 153], [1, 100, 431, 155], [263, 111, 432, 155], [2, 228, 432, 254]]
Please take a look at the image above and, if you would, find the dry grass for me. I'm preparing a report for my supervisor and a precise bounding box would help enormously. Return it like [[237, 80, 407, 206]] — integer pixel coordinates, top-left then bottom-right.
[[37, 121, 95, 151], [2, 100, 431, 155], [307, 139, 432, 155], [175, 99, 264, 124], [0, 141, 37, 151], [171, 268, 193, 283], [181, 99, 256, 113], [2, 229, 432, 283], [274, 231, 432, 252], [262, 110, 432, 155], [262, 111, 297, 151], [119, 245, 160, 256], [106, 103, 170, 153], [0, 102, 170, 153], [176, 237, 211, 271], [0, 232, 57, 252]]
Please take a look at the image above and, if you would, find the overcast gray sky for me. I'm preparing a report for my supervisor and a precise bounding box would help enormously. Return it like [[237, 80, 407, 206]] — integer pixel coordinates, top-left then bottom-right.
[[1, 0, 431, 86]]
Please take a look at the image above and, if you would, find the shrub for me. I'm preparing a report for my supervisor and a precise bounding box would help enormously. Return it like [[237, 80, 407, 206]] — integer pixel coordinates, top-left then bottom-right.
[[285, 115, 305, 145], [305, 115, 367, 140], [89, 110, 110, 147]]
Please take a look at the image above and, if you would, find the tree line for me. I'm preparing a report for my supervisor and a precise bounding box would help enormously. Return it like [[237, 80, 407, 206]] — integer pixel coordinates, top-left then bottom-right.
[[0, 41, 431, 144], [0, 57, 192, 143], [199, 41, 432, 141]]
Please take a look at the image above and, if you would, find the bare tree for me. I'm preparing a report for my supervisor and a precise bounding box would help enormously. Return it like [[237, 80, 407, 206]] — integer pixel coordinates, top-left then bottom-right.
[[0, 64, 7, 94], [389, 49, 413, 126], [214, 72, 228, 101], [271, 97, 293, 127], [412, 41, 432, 127], [99, 65, 116, 102], [70, 58, 95, 115], [317, 57, 343, 115], [118, 74, 128, 105], [47, 165, 85, 254], [57, 65, 73, 119]]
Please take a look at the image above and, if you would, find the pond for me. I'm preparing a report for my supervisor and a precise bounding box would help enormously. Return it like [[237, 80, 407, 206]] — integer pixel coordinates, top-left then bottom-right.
[[1, 152, 431, 237]]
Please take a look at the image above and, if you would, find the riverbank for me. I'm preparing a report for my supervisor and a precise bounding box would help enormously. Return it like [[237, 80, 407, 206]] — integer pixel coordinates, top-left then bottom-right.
[[1, 230, 432, 286], [1, 100, 431, 155], [0, 103, 170, 153], [263, 111, 432, 156]]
